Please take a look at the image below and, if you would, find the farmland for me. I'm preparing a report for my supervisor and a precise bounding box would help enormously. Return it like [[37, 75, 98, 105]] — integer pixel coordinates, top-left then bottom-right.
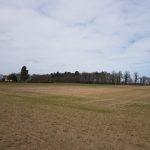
[[0, 83, 150, 150]]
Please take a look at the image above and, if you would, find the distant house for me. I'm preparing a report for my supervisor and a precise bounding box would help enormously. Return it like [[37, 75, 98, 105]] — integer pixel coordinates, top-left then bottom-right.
[[3, 76, 13, 82], [5, 79, 13, 82]]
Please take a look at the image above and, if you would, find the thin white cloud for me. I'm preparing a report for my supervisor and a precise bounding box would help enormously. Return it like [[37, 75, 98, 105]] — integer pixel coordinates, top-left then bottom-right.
[[0, 0, 150, 76]]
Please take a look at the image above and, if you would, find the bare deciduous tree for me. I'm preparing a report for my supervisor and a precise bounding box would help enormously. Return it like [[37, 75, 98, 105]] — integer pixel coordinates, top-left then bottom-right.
[[124, 71, 131, 84], [134, 72, 139, 84]]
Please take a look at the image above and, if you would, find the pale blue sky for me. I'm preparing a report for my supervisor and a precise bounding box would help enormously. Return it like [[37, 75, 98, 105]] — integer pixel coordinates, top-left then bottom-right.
[[0, 0, 150, 76]]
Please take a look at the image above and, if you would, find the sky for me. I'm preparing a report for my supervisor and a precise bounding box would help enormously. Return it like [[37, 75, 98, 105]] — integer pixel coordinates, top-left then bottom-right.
[[0, 0, 150, 76]]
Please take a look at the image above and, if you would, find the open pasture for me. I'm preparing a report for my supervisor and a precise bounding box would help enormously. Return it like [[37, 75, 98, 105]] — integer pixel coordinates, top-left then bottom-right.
[[0, 83, 150, 150]]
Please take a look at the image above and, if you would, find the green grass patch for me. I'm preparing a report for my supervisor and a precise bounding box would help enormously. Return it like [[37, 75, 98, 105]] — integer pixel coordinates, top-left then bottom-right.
[[0, 93, 110, 113], [127, 103, 150, 110]]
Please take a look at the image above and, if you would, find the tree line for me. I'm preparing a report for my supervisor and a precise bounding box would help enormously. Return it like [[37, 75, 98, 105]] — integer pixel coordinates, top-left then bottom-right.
[[1, 66, 150, 85]]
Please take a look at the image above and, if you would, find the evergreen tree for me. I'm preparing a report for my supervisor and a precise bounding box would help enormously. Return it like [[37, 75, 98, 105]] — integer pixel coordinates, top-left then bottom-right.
[[20, 66, 29, 81]]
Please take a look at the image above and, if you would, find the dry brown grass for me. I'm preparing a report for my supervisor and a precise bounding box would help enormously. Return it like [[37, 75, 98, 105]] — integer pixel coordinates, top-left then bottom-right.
[[0, 83, 150, 150]]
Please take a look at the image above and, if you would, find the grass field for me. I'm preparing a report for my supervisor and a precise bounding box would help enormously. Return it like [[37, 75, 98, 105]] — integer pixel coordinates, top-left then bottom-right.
[[0, 83, 150, 150]]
